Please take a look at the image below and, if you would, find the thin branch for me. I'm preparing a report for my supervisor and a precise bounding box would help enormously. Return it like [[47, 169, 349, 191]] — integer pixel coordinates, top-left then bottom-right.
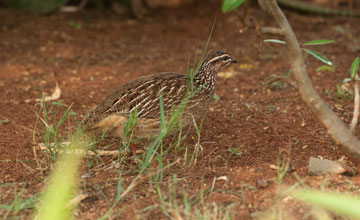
[[350, 77, 359, 133], [59, 0, 88, 12], [264, 75, 298, 89], [258, 0, 360, 158], [235, 0, 256, 29], [37, 142, 123, 156], [261, 27, 285, 36]]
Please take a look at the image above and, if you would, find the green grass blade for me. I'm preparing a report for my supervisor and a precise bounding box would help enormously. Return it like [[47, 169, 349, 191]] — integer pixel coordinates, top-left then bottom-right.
[[190, 44, 200, 92], [264, 39, 287, 45], [55, 104, 73, 133], [34, 130, 89, 220], [303, 39, 335, 46], [316, 65, 335, 72], [159, 95, 166, 135], [114, 172, 122, 202], [41, 92, 49, 125], [194, 21, 215, 75], [221, 0, 245, 13], [304, 49, 333, 66], [343, 77, 352, 83], [292, 189, 360, 219], [285, 69, 291, 78], [350, 57, 359, 78]]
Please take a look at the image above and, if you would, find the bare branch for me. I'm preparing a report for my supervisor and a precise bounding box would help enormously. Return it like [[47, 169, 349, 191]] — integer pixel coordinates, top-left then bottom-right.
[[350, 78, 359, 133], [261, 27, 285, 36], [258, 0, 360, 158], [264, 75, 298, 89], [37, 142, 123, 156]]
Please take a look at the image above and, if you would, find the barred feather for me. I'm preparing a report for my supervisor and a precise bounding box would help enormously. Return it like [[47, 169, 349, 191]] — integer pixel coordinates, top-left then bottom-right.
[[82, 50, 237, 140]]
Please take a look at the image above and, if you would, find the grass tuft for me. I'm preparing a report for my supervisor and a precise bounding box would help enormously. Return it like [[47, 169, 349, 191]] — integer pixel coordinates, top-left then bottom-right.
[[34, 129, 89, 220]]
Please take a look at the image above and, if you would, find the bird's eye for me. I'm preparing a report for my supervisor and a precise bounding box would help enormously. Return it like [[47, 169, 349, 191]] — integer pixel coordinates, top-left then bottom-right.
[[223, 56, 231, 62]]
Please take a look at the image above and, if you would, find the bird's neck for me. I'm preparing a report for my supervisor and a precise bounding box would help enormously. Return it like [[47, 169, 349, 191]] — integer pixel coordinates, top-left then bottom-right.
[[193, 64, 217, 93]]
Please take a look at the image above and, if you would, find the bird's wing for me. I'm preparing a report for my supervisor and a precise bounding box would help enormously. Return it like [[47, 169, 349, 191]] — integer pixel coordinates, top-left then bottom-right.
[[85, 72, 190, 126]]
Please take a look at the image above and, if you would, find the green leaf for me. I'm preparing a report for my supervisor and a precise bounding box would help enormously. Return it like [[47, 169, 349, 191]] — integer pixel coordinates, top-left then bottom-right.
[[334, 25, 345, 34], [213, 94, 220, 101], [69, 111, 77, 116], [350, 57, 359, 78], [304, 49, 333, 66], [292, 189, 360, 219], [285, 69, 291, 78], [0, 119, 9, 125], [221, 0, 245, 13], [316, 65, 335, 72], [303, 39, 335, 46], [115, 172, 122, 202], [264, 39, 287, 45], [343, 78, 352, 83], [159, 95, 166, 134], [69, 21, 82, 30]]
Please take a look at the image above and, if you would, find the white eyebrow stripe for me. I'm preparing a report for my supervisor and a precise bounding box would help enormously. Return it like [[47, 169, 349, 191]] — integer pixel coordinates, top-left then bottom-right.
[[207, 54, 229, 64]]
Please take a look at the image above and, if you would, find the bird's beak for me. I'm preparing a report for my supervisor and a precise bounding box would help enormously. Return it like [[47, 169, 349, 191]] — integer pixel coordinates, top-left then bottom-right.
[[230, 57, 237, 64]]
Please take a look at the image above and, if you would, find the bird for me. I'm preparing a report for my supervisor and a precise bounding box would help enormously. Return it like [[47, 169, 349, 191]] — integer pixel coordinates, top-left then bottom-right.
[[82, 50, 237, 142]]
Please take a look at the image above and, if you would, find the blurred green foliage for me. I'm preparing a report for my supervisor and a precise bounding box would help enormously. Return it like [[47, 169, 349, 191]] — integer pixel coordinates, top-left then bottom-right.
[[4, 0, 67, 13], [1, 0, 132, 13], [221, 0, 245, 13]]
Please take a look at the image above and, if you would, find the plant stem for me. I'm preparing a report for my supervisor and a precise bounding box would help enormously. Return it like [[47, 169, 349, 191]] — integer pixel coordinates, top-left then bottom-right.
[[258, 0, 360, 158], [350, 76, 359, 133]]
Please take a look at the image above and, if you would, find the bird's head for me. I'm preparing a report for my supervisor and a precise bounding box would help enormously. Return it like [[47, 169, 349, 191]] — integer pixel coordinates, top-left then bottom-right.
[[193, 50, 237, 92], [202, 50, 237, 72]]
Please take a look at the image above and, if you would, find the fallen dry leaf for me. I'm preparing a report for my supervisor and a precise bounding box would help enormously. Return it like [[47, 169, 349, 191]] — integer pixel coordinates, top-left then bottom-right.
[[218, 71, 237, 79], [36, 83, 61, 102], [308, 157, 357, 176]]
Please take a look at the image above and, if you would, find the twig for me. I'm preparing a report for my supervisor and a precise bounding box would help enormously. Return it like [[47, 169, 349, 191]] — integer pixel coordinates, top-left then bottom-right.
[[101, 159, 179, 218], [264, 74, 298, 89], [261, 27, 284, 36], [350, 77, 360, 133], [67, 193, 89, 208], [258, 0, 360, 158], [19, 161, 36, 173], [59, 0, 88, 12], [235, 0, 256, 29], [37, 142, 123, 156], [119, 159, 179, 199], [35, 83, 61, 102]]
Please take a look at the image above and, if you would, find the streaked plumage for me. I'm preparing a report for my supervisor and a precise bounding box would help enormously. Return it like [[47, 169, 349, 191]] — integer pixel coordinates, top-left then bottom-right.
[[82, 50, 237, 140]]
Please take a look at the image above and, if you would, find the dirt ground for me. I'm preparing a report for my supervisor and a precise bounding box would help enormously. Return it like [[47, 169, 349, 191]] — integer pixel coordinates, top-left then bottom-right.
[[1, 1, 360, 219]]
